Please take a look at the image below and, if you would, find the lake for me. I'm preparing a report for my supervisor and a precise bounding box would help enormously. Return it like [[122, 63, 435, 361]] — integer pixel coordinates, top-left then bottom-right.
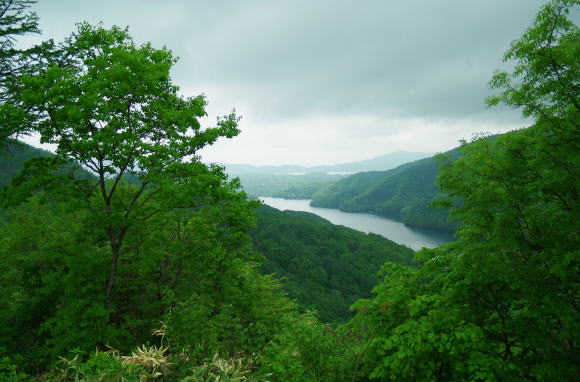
[[260, 197, 454, 251]]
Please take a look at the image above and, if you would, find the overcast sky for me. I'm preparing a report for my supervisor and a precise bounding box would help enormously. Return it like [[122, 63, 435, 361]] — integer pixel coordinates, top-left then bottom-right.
[[24, 0, 545, 166]]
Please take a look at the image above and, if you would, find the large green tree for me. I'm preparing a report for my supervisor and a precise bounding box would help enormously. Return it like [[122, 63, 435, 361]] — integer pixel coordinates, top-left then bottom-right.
[[17, 23, 241, 310], [353, 1, 579, 380], [0, 23, 298, 373]]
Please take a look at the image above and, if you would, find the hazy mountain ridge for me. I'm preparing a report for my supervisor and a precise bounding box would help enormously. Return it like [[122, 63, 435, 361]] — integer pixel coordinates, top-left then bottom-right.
[[229, 172, 348, 199], [218, 151, 432, 175]]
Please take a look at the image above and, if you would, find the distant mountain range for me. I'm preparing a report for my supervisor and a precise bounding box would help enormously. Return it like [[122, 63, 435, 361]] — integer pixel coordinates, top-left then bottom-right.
[[218, 151, 432, 175], [2, 141, 455, 231]]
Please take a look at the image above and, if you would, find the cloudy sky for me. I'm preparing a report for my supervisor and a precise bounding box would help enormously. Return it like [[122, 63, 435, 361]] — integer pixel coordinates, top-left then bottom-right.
[[25, 0, 545, 165]]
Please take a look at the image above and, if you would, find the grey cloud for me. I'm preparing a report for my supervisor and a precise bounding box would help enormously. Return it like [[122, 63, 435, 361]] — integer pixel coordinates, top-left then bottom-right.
[[34, 0, 544, 122], [169, 0, 544, 121], [28, 0, 547, 165]]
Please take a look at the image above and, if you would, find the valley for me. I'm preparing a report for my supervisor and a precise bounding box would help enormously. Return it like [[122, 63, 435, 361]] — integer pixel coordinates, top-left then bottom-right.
[[1, 1, 577, 379], [260, 197, 454, 250]]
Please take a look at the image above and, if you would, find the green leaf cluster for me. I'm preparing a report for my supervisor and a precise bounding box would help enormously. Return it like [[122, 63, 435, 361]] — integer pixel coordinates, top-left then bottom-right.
[[352, 1, 579, 380], [0, 0, 55, 141]]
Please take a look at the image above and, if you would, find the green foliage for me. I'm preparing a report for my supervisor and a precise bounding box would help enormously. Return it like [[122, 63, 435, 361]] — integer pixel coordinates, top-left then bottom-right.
[[0, 23, 295, 376], [0, 354, 30, 382], [0, 0, 54, 141], [21, 22, 240, 169], [353, 1, 579, 380], [0, 139, 52, 187], [253, 205, 415, 322], [161, 267, 294, 364], [260, 312, 360, 382], [181, 353, 271, 382], [1, 0, 576, 380], [0, 194, 297, 368], [351, 254, 514, 381], [486, 0, 579, 128], [0, 198, 125, 366], [0, 0, 40, 84], [39, 328, 272, 381], [48, 350, 142, 382], [13, 21, 242, 314]]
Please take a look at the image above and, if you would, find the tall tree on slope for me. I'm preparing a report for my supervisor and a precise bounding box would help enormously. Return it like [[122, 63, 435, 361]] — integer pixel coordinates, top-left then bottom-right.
[[16, 23, 241, 310]]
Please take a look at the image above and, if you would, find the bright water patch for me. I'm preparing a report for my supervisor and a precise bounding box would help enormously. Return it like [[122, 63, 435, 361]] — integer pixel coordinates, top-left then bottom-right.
[[260, 197, 454, 251]]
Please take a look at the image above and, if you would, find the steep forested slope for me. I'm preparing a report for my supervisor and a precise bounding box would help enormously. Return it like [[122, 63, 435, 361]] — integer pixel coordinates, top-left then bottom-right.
[[1, 140, 415, 324], [252, 205, 414, 322], [311, 146, 462, 230]]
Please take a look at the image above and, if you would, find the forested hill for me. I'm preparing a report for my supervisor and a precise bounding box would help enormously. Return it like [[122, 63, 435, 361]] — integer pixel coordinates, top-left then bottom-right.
[[252, 205, 414, 322], [0, 140, 52, 187], [310, 145, 463, 230], [0, 140, 415, 323]]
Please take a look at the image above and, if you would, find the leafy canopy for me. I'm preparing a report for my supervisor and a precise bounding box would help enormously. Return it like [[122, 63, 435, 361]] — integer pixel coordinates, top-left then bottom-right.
[[0, 22, 299, 375], [21, 22, 239, 180], [487, 0, 579, 130], [353, 1, 579, 380]]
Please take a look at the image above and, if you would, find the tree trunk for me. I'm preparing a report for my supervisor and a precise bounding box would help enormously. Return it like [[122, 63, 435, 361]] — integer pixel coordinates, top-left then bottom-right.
[[105, 240, 121, 310]]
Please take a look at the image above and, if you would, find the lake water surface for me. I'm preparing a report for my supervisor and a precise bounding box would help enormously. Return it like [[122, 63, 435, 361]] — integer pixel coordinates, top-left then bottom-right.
[[260, 197, 454, 251]]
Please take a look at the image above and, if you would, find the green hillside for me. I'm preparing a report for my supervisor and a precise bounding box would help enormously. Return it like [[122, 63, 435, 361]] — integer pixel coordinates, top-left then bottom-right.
[[1, 1, 577, 379], [1, 140, 414, 324], [311, 147, 461, 230], [0, 140, 52, 187], [0, 139, 96, 193], [252, 205, 414, 322]]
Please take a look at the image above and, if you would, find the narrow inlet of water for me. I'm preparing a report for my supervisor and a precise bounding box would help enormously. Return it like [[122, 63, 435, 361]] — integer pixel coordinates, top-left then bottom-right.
[[260, 197, 454, 251]]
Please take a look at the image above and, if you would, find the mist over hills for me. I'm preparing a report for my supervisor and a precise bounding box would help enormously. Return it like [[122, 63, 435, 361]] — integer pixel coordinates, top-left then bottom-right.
[[218, 151, 432, 175]]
